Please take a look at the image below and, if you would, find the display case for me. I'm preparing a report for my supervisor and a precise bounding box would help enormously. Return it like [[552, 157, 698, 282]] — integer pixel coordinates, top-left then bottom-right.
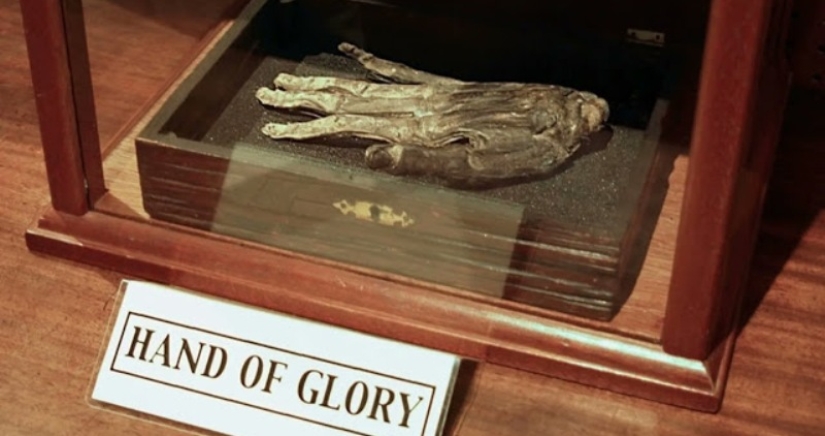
[[21, 0, 793, 412]]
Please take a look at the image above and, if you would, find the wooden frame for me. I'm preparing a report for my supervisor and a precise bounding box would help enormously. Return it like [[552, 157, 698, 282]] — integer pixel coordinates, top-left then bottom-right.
[[21, 0, 792, 411]]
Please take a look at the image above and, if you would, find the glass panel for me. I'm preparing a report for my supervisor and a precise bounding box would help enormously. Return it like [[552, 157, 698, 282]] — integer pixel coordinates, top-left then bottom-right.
[[81, 0, 238, 148], [89, 0, 710, 333]]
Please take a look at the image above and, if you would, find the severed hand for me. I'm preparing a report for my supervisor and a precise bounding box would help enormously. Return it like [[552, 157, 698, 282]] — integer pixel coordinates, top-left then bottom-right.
[[256, 43, 609, 187]]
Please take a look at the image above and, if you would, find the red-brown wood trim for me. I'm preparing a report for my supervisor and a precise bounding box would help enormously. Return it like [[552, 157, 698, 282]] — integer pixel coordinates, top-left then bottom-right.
[[19, 0, 102, 215], [62, 0, 106, 202], [712, 0, 793, 352], [26, 208, 734, 411], [663, 0, 777, 359]]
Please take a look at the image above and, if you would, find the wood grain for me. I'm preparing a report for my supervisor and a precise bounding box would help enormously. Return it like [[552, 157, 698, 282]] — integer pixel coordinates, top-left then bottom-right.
[[2, 0, 825, 434], [663, 0, 792, 359], [18, 0, 90, 214]]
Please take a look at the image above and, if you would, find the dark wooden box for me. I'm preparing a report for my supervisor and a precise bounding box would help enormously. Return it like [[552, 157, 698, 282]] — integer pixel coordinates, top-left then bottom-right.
[[135, 0, 682, 320]]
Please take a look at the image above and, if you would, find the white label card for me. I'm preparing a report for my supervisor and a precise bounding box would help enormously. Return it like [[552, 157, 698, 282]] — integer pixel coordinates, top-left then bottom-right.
[[92, 281, 459, 436]]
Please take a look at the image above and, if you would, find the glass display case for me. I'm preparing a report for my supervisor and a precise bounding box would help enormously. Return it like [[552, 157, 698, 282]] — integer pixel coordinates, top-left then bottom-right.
[[21, 0, 793, 411]]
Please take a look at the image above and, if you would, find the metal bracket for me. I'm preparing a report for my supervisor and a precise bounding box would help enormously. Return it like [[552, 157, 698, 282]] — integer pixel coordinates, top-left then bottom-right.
[[626, 29, 665, 47]]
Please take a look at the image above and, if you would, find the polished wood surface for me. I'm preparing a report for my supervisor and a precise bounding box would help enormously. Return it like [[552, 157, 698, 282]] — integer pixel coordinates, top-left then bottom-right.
[[2, 0, 825, 434]]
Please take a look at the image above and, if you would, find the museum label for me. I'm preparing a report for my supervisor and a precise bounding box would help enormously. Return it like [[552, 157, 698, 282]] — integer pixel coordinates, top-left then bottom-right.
[[92, 281, 459, 436]]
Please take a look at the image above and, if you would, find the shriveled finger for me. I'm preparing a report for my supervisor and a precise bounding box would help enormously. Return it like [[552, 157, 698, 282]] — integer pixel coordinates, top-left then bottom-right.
[[273, 73, 431, 99], [262, 115, 430, 146], [338, 42, 463, 86]]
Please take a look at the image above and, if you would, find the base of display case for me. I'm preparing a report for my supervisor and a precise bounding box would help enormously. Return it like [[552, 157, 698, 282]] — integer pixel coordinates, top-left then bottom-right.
[[25, 206, 734, 412]]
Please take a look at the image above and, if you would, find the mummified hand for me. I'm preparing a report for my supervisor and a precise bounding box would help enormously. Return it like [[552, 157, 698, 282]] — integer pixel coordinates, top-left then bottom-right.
[[256, 43, 610, 187]]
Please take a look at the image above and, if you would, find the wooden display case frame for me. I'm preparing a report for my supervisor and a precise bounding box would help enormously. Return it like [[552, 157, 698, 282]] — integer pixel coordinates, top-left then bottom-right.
[[20, 0, 793, 412]]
